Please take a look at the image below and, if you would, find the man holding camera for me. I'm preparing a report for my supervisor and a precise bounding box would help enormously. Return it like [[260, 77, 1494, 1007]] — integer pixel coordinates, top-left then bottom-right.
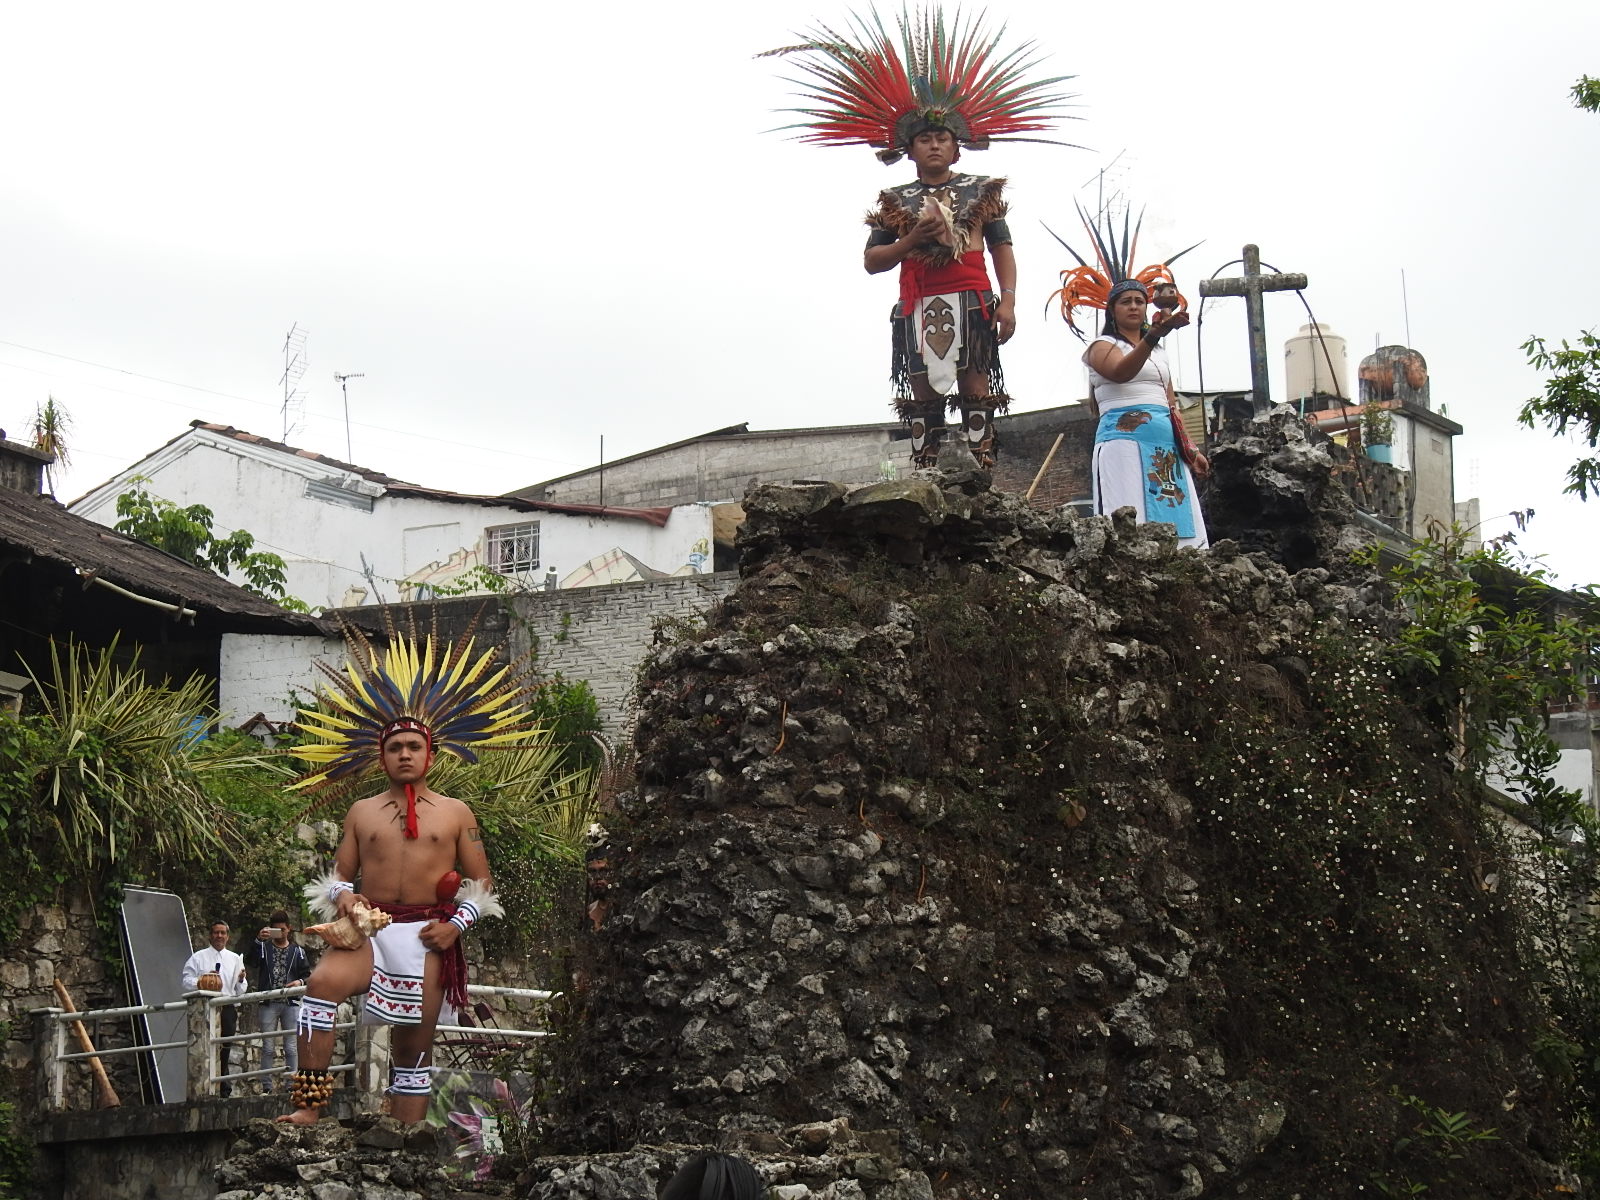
[[244, 910, 310, 1087]]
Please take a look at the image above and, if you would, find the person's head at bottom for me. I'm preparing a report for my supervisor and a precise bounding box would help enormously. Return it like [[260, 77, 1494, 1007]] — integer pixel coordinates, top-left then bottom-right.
[[660, 1152, 762, 1200]]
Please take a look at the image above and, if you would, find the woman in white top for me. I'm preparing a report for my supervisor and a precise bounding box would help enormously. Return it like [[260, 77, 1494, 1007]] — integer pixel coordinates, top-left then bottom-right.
[[1082, 279, 1210, 548]]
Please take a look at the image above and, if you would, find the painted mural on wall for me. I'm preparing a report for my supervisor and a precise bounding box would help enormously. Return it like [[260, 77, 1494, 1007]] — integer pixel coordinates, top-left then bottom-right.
[[400, 531, 707, 601], [400, 546, 483, 598], [558, 544, 706, 589], [682, 537, 710, 574]]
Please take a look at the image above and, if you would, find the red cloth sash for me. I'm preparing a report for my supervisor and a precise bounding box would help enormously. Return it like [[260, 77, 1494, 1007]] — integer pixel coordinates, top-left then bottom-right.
[[374, 900, 469, 1011], [899, 248, 994, 314], [1170, 403, 1202, 472]]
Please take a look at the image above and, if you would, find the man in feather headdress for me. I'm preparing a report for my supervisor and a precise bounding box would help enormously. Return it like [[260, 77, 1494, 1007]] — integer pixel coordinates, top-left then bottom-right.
[[763, 9, 1076, 468], [279, 627, 528, 1125]]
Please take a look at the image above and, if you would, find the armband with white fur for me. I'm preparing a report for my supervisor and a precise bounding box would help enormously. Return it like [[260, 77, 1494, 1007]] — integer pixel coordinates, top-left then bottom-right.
[[447, 878, 503, 934], [305, 870, 354, 921]]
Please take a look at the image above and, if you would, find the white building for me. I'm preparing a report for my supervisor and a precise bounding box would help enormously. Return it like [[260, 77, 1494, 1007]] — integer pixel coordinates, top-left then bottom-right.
[[70, 422, 715, 612]]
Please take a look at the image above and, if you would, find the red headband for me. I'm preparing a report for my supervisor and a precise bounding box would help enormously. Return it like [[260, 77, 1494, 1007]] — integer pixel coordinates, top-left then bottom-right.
[[379, 717, 433, 748]]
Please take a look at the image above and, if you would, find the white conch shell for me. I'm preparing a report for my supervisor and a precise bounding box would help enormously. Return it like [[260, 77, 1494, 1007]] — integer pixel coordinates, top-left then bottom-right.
[[921, 194, 967, 256], [304, 898, 392, 950]]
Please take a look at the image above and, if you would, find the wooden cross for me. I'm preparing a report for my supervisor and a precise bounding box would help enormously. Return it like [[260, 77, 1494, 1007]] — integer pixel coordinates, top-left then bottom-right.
[[1198, 245, 1307, 415]]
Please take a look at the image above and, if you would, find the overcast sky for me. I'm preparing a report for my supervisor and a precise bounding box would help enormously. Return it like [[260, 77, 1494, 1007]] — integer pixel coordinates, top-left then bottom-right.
[[3, 2, 1597, 583]]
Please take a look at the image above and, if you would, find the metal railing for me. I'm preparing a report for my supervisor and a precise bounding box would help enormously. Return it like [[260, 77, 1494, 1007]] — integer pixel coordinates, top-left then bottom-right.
[[32, 983, 555, 1111]]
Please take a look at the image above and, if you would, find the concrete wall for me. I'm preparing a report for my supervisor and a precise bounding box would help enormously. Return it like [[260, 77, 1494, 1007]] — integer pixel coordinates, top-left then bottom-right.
[[218, 632, 344, 727], [1408, 418, 1458, 538], [36, 1092, 362, 1200], [522, 425, 909, 507], [69, 430, 714, 611], [521, 406, 1109, 514]]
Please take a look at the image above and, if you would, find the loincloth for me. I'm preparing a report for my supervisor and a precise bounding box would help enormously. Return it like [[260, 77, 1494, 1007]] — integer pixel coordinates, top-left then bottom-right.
[[890, 288, 1008, 411], [365, 921, 430, 1025], [362, 902, 470, 1025]]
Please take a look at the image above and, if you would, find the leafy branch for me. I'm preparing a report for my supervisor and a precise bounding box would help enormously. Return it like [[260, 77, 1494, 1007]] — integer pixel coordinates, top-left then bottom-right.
[[1521, 330, 1600, 501], [112, 479, 309, 609]]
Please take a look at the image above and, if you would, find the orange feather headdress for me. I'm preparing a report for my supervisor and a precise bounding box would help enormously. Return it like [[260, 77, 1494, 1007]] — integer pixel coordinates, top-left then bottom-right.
[[1046, 202, 1201, 339]]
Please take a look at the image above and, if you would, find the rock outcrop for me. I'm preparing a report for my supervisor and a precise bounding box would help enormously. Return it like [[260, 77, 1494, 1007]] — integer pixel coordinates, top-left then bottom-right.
[[558, 415, 1565, 1197]]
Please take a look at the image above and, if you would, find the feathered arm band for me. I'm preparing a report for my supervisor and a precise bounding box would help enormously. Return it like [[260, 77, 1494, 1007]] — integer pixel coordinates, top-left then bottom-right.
[[448, 877, 505, 934], [304, 869, 353, 922]]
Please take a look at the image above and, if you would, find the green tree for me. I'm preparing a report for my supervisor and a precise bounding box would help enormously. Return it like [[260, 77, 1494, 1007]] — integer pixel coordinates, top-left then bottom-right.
[[113, 479, 308, 609], [1521, 330, 1600, 500], [1519, 75, 1600, 498], [1574, 74, 1600, 112], [0, 640, 280, 941], [1372, 526, 1600, 1183]]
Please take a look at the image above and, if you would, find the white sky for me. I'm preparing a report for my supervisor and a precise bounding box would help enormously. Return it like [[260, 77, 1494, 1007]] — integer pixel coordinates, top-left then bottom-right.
[[3, 1, 1597, 583]]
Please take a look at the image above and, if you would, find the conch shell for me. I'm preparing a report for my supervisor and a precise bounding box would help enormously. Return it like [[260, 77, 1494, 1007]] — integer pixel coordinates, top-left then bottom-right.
[[304, 898, 392, 950], [921, 194, 966, 256]]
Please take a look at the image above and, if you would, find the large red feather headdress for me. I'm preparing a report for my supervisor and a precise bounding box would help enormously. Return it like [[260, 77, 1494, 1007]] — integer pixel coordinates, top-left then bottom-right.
[[1046, 202, 1202, 339], [759, 7, 1077, 165]]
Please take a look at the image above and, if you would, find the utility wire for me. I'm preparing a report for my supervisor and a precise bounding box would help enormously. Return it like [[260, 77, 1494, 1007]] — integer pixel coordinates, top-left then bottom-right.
[[0, 339, 584, 470]]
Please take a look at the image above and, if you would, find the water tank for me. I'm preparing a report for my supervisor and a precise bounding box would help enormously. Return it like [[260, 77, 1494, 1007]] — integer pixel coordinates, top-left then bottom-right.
[[1359, 345, 1430, 409], [1284, 322, 1349, 403]]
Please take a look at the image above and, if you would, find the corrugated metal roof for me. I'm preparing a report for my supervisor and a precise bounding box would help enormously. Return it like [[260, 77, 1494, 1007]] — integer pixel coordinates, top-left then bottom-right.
[[189, 422, 674, 527]]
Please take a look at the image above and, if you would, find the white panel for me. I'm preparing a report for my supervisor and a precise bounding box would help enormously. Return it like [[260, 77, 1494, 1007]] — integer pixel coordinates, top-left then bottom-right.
[[402, 522, 463, 573]]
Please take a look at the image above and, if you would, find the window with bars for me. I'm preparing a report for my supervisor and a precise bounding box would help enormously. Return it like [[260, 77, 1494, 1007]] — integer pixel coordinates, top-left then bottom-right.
[[486, 522, 539, 574]]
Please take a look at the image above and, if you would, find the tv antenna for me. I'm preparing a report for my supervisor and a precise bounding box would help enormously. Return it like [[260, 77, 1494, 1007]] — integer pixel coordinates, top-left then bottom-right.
[[334, 371, 365, 462], [279, 323, 309, 442], [1079, 150, 1132, 224]]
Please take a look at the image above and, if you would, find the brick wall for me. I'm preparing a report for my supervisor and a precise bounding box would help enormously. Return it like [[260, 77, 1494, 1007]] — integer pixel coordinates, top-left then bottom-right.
[[3, 890, 135, 1120], [991, 405, 1097, 512]]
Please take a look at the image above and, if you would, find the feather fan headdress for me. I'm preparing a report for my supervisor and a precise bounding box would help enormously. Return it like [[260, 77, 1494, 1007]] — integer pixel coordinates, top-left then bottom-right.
[[1046, 202, 1201, 339], [759, 7, 1077, 164], [289, 611, 541, 835]]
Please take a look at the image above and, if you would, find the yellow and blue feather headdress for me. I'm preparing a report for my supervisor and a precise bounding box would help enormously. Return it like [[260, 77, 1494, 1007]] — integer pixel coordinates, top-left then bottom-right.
[[289, 611, 540, 805]]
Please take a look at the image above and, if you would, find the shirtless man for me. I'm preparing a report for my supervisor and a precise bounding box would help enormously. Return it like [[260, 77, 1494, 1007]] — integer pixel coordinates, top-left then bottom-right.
[[281, 717, 493, 1125]]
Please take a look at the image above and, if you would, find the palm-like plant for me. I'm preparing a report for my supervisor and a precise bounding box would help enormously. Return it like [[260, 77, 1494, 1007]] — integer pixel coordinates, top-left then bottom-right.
[[425, 739, 598, 868], [23, 640, 271, 880], [30, 395, 72, 496]]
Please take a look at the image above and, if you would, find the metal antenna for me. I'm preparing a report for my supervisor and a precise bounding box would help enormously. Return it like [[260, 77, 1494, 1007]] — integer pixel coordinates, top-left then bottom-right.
[[1079, 150, 1130, 224], [1400, 268, 1412, 348], [334, 372, 365, 461], [280, 323, 309, 442]]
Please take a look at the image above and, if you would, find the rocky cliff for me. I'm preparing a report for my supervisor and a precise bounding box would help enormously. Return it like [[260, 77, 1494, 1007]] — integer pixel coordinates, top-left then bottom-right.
[[547, 415, 1566, 1198], [213, 417, 1567, 1199]]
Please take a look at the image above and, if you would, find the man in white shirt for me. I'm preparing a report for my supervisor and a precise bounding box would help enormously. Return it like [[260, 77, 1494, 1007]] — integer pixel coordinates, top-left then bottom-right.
[[180, 920, 248, 1096]]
